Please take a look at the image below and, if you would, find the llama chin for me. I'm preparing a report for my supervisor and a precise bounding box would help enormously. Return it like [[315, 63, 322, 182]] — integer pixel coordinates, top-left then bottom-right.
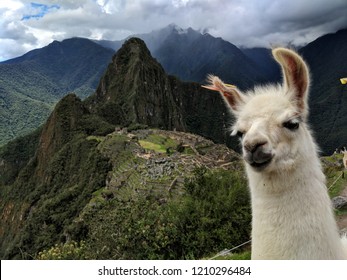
[[204, 48, 347, 260]]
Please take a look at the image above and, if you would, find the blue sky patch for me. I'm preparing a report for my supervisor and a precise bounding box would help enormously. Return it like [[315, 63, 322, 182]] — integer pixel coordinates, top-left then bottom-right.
[[22, 2, 60, 21]]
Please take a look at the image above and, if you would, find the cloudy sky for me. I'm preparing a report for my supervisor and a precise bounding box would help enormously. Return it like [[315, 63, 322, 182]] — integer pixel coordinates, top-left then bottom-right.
[[1, 0, 347, 61]]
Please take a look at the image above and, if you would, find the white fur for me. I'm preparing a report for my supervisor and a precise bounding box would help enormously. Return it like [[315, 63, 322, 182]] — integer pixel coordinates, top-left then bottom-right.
[[206, 48, 347, 259], [342, 148, 347, 169]]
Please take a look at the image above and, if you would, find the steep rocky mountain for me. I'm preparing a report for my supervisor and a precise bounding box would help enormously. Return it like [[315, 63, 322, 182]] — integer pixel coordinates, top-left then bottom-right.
[[86, 38, 238, 148], [97, 24, 268, 89], [300, 29, 347, 153], [95, 26, 347, 154], [0, 38, 114, 146], [0, 38, 250, 259]]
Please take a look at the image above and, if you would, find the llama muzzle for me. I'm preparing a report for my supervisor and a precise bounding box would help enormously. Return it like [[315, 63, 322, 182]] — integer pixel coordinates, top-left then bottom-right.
[[244, 142, 273, 170]]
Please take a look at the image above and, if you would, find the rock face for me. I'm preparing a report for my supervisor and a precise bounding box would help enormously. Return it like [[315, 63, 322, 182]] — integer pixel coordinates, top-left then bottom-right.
[[89, 38, 185, 130], [87, 37, 239, 148], [35, 94, 86, 177], [332, 196, 347, 210]]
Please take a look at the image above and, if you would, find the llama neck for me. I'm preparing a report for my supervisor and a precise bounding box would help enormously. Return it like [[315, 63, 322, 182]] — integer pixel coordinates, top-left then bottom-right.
[[247, 155, 344, 259]]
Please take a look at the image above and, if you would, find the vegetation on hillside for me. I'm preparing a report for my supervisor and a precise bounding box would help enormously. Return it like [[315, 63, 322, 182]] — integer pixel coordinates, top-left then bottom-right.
[[0, 119, 251, 260], [0, 38, 114, 146], [37, 166, 251, 260]]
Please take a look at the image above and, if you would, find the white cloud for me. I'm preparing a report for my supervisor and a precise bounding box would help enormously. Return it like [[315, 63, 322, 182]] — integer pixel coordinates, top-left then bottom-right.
[[0, 0, 347, 61], [172, 0, 190, 8]]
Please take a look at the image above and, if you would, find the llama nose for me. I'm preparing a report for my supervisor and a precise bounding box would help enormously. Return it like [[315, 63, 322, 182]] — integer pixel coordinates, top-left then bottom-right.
[[244, 142, 272, 164], [244, 142, 267, 154]]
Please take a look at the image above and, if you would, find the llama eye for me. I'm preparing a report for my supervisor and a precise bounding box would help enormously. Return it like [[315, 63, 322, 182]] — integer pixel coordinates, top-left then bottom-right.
[[231, 128, 245, 139], [236, 131, 244, 138], [283, 120, 299, 130]]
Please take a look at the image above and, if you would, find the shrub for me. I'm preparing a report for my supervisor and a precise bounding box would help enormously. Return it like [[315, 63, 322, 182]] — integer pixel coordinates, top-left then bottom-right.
[[37, 241, 87, 260]]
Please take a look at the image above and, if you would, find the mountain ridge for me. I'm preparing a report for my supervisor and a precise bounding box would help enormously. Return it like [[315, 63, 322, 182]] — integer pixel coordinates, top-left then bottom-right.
[[0, 24, 275, 147], [0, 37, 114, 146], [3, 37, 114, 95], [86, 37, 237, 148], [96, 25, 271, 88], [1, 25, 346, 153]]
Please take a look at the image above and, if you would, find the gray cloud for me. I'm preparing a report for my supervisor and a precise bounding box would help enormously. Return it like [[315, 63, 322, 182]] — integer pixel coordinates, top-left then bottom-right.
[[1, 0, 347, 61]]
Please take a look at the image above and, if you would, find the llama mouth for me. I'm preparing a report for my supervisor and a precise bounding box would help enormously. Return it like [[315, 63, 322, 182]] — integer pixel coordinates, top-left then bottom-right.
[[249, 158, 272, 170], [245, 150, 273, 171]]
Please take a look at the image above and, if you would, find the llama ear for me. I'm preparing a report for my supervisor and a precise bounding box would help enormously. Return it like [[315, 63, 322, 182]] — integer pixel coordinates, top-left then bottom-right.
[[272, 48, 309, 115], [202, 75, 245, 112]]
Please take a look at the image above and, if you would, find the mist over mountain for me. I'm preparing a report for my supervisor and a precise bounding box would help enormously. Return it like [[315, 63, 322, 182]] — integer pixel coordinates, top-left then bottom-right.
[[97, 24, 272, 88]]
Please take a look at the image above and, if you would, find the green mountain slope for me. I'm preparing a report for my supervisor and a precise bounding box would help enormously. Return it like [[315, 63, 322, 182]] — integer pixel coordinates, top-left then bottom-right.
[[0, 63, 57, 144], [0, 38, 114, 146]]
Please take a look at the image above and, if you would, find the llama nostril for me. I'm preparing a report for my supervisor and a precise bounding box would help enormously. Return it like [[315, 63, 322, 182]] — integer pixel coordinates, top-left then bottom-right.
[[245, 142, 267, 153], [244, 141, 272, 166], [253, 147, 272, 164]]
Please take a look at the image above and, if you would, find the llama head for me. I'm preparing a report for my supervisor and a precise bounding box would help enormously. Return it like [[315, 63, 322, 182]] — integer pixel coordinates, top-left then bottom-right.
[[204, 48, 312, 174]]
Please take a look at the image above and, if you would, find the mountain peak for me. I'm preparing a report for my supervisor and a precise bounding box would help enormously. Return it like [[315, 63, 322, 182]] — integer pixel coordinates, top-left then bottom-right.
[[115, 37, 152, 62], [35, 94, 86, 176], [89, 37, 186, 130], [166, 23, 189, 34]]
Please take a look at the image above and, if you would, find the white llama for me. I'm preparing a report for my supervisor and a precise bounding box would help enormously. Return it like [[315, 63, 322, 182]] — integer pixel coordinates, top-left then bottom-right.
[[342, 148, 347, 169], [203, 48, 347, 259]]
